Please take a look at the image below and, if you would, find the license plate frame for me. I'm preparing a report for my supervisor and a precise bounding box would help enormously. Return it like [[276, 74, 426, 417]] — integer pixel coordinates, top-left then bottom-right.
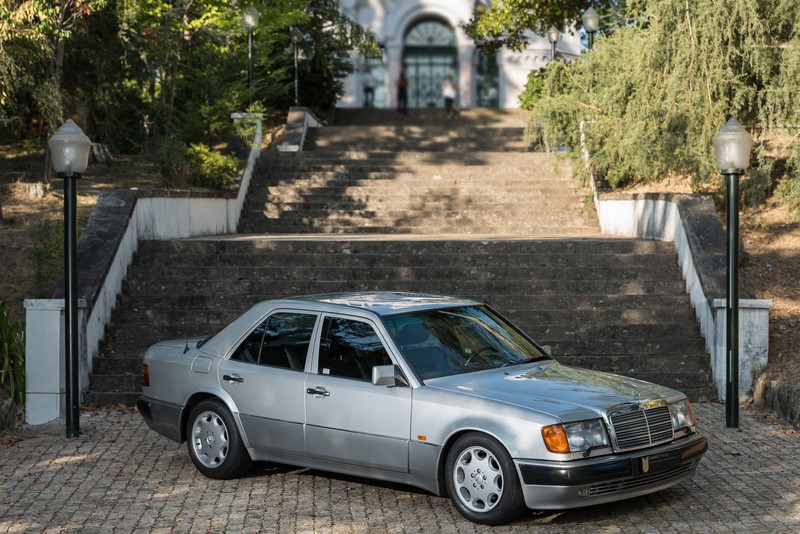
[[632, 449, 682, 476]]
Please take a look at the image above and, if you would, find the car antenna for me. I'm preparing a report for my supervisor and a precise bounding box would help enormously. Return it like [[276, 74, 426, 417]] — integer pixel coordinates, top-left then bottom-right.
[[184, 338, 190, 354]]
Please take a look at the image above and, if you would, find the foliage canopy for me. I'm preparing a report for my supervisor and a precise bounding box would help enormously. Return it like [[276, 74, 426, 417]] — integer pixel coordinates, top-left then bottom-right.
[[513, 0, 800, 209], [1, 0, 377, 155]]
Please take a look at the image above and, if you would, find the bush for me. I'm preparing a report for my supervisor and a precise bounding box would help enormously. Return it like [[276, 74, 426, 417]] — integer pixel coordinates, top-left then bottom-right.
[[0, 300, 25, 406], [150, 136, 191, 187], [187, 144, 240, 189]]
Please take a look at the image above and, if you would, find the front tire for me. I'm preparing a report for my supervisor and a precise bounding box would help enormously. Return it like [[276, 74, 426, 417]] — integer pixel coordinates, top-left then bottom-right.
[[444, 433, 526, 525], [186, 399, 252, 479]]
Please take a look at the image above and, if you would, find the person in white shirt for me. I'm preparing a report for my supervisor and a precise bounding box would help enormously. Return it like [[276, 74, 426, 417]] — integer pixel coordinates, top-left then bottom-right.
[[442, 74, 457, 118]]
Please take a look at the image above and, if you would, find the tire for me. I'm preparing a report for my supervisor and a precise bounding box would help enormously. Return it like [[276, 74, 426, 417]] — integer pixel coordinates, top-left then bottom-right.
[[186, 399, 252, 479], [444, 433, 526, 526]]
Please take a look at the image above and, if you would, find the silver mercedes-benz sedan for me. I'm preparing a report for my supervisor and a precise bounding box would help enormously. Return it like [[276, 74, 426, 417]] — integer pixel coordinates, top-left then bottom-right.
[[137, 292, 707, 525]]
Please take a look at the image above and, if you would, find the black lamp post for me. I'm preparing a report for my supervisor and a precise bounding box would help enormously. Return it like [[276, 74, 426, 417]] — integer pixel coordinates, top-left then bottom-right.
[[48, 119, 91, 438], [582, 7, 600, 50], [547, 26, 561, 62], [290, 27, 304, 106], [242, 5, 260, 99], [712, 117, 753, 429]]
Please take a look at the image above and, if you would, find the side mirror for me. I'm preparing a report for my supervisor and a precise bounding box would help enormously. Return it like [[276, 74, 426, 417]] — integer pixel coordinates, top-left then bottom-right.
[[372, 364, 408, 387]]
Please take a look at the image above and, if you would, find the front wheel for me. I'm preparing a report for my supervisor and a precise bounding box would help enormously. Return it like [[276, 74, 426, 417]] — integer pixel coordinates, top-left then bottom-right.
[[444, 433, 526, 525], [186, 399, 252, 479]]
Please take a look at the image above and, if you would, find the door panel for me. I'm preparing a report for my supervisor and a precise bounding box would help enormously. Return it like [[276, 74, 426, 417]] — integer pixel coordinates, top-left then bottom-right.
[[305, 375, 412, 472], [220, 359, 307, 454], [220, 311, 318, 455], [305, 315, 412, 473]]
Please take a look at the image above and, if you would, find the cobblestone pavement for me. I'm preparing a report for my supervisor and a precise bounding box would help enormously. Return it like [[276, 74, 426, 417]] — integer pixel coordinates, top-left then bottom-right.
[[1, 403, 798, 533]]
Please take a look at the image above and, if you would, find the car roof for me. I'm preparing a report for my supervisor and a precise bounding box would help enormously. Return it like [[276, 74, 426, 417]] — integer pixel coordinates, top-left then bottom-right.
[[279, 292, 481, 317]]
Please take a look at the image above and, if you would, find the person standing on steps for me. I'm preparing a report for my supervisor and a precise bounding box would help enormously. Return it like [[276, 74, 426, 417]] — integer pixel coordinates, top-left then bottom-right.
[[362, 66, 376, 109], [442, 74, 457, 119], [396, 70, 409, 116]]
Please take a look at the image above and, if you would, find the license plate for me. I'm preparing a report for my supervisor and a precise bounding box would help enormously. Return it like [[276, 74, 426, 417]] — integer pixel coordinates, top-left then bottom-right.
[[633, 449, 682, 476]]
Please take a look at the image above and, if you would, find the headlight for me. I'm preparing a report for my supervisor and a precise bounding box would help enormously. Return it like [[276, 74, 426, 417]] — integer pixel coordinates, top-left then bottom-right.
[[542, 419, 609, 454], [669, 399, 696, 431]]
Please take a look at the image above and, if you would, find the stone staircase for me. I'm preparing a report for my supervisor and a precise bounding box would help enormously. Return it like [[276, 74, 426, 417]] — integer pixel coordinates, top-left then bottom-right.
[[84, 109, 712, 405], [238, 109, 595, 236]]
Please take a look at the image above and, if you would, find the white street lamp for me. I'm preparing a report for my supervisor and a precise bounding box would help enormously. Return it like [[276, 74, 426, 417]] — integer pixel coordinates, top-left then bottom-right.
[[547, 27, 561, 62], [582, 7, 600, 50], [712, 117, 753, 429], [242, 5, 260, 99], [290, 26, 304, 106], [48, 119, 91, 438]]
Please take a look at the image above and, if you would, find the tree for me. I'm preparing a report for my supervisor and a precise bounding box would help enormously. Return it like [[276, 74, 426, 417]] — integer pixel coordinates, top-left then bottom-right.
[[522, 0, 791, 194], [464, 0, 628, 53], [280, 0, 380, 113], [0, 1, 51, 139]]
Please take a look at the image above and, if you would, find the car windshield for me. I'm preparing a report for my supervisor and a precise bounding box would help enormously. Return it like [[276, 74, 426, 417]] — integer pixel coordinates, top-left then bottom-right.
[[383, 305, 551, 380]]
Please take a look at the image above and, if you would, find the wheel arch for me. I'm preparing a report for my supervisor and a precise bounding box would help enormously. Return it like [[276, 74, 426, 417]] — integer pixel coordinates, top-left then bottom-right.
[[436, 427, 509, 496], [179, 392, 239, 444]]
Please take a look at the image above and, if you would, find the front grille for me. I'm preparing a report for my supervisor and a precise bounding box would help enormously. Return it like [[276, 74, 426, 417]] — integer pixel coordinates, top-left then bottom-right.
[[610, 405, 674, 451]]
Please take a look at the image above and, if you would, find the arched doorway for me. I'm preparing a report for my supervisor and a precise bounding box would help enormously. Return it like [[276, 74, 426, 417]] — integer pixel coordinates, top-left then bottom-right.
[[403, 19, 458, 108]]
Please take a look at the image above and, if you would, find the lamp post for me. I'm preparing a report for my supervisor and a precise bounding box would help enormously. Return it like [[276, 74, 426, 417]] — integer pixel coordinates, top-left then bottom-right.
[[290, 27, 304, 106], [48, 120, 91, 438], [712, 117, 753, 429], [547, 26, 561, 62], [582, 7, 600, 50], [242, 5, 260, 99]]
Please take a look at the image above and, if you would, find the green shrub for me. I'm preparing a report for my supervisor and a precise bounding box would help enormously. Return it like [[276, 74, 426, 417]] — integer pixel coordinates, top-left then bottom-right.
[[187, 144, 240, 189], [150, 136, 191, 187], [0, 300, 25, 406]]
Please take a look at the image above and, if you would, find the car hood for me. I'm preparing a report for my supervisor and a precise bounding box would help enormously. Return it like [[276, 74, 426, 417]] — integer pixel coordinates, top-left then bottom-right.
[[426, 360, 681, 421]]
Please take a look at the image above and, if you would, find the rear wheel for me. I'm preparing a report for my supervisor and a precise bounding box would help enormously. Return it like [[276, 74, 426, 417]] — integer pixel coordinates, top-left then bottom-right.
[[186, 399, 252, 479], [444, 433, 526, 525]]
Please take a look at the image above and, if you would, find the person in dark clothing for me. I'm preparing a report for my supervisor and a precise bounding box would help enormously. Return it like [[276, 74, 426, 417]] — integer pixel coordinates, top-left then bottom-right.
[[396, 71, 409, 116], [362, 66, 376, 108]]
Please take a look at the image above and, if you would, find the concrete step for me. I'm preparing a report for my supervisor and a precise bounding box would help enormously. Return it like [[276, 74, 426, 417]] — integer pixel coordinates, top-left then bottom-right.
[[122, 277, 686, 298], [329, 108, 528, 128], [130, 251, 678, 269], [251, 186, 586, 199], [261, 159, 552, 173], [123, 264, 686, 283], [263, 151, 560, 165], [137, 238, 674, 255]]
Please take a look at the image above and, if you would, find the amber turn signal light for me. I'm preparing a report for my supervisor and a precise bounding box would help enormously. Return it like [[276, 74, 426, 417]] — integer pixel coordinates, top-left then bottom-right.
[[542, 424, 570, 453]]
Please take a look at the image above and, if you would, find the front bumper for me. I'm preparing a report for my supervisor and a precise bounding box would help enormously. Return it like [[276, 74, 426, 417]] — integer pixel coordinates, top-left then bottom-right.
[[515, 433, 708, 510]]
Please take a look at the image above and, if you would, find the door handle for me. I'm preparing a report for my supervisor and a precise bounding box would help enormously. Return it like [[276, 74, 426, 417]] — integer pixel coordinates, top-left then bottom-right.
[[306, 387, 330, 397], [223, 374, 244, 383]]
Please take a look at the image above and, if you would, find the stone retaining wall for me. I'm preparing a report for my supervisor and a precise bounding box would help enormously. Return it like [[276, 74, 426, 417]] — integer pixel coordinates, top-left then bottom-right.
[[753, 376, 800, 427]]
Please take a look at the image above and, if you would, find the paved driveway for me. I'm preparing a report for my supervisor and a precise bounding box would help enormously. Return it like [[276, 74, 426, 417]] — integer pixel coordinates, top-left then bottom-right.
[[1, 403, 798, 533]]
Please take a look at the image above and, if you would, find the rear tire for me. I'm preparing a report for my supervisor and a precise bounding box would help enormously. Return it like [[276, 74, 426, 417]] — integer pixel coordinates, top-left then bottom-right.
[[444, 432, 526, 525], [186, 399, 252, 479]]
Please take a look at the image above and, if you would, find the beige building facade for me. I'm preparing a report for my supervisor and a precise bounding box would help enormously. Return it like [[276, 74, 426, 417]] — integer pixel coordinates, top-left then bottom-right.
[[339, 0, 581, 109]]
